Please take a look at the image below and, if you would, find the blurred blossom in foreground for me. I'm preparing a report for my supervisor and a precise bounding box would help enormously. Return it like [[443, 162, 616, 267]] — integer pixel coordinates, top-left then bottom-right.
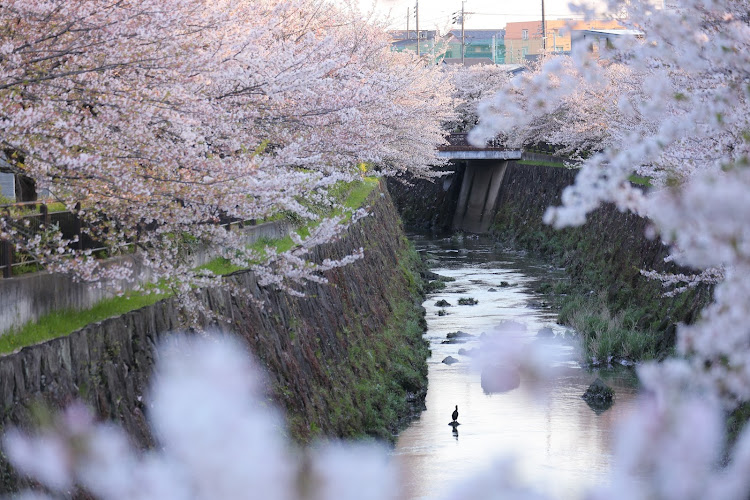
[[590, 360, 750, 500], [6, 333, 750, 500], [474, 321, 558, 399], [309, 442, 399, 500], [438, 458, 550, 500], [2, 334, 401, 500]]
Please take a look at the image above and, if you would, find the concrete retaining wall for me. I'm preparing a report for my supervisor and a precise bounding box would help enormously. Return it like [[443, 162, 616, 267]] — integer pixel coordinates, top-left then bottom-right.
[[0, 221, 291, 334]]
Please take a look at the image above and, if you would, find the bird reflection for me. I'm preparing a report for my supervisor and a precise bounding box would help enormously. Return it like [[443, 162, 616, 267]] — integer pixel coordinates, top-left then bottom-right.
[[452, 426, 459, 441]]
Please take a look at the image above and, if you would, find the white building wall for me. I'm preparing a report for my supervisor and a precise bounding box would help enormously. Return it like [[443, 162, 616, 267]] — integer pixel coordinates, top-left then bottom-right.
[[0, 173, 14, 201]]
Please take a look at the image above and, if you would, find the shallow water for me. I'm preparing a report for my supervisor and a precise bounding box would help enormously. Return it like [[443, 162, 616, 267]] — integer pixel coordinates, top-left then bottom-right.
[[392, 234, 639, 500]]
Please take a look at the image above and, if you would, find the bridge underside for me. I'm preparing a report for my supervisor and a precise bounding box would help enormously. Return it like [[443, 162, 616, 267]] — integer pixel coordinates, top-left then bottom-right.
[[452, 159, 510, 233], [436, 135, 521, 234]]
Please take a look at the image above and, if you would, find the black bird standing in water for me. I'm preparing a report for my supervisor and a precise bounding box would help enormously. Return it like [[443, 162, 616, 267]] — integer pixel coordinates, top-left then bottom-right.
[[452, 405, 459, 423]]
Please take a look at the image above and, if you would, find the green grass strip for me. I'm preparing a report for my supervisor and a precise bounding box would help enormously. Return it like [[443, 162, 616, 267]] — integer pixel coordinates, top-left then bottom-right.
[[517, 160, 653, 187], [0, 178, 380, 354], [200, 177, 379, 277], [0, 291, 168, 354], [517, 160, 570, 168]]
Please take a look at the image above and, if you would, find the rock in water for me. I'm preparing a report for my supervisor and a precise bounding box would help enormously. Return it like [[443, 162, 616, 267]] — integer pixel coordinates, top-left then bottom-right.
[[442, 356, 459, 365], [446, 330, 472, 339], [582, 378, 615, 413], [443, 331, 471, 344]]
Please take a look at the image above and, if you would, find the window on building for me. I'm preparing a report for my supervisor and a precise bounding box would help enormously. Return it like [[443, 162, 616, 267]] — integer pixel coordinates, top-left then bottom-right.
[[522, 47, 529, 56], [522, 29, 528, 40]]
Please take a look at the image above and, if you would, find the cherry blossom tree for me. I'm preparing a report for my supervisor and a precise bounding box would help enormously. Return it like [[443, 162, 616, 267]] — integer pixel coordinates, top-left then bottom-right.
[[473, 0, 750, 406], [0, 0, 452, 295], [468, 54, 657, 165], [443, 64, 512, 133]]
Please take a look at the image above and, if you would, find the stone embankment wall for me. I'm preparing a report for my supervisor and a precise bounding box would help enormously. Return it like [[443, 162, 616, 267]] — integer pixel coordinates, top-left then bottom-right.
[[0, 220, 292, 334], [386, 165, 465, 233], [0, 183, 429, 492], [490, 162, 709, 335]]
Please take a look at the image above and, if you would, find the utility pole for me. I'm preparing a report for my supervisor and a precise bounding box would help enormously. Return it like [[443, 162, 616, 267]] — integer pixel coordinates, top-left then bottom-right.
[[492, 34, 496, 63], [407, 7, 410, 40], [461, 0, 466, 65], [415, 1, 420, 56], [541, 0, 547, 51]]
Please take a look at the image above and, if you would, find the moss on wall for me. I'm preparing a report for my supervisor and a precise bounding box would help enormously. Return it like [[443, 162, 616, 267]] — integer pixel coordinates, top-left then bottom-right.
[[386, 166, 465, 233], [490, 162, 711, 357]]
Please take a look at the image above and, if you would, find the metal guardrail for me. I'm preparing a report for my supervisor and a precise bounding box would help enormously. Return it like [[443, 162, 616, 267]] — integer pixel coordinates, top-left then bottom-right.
[[0, 201, 95, 278], [438, 133, 507, 151], [0, 201, 258, 279]]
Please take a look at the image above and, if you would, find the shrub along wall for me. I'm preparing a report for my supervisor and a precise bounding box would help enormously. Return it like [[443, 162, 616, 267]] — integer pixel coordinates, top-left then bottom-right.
[[0, 182, 429, 492], [490, 162, 711, 353]]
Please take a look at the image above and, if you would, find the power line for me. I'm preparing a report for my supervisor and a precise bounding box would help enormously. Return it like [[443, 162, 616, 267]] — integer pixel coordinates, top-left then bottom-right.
[[386, 8, 595, 32], [412, 12, 588, 27], [471, 11, 588, 17]]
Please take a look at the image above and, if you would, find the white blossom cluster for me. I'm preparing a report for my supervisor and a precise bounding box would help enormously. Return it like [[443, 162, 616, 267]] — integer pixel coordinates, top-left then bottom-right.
[[444, 65, 512, 133], [0, 0, 453, 294], [472, 0, 750, 405]]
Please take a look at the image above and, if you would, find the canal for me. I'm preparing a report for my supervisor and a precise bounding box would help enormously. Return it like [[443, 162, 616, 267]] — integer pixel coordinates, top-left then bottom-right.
[[393, 234, 639, 499]]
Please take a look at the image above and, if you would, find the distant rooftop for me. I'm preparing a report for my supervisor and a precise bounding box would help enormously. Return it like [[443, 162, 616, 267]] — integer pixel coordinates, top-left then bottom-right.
[[574, 29, 644, 37], [494, 64, 525, 74], [446, 29, 505, 39], [441, 57, 495, 66], [388, 30, 437, 41], [387, 29, 505, 42]]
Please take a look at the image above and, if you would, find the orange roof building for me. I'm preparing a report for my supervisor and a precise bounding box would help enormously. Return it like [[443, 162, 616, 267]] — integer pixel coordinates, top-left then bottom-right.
[[504, 19, 624, 63]]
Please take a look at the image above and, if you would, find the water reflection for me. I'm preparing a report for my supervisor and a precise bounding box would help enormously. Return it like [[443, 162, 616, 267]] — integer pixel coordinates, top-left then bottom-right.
[[393, 234, 639, 500]]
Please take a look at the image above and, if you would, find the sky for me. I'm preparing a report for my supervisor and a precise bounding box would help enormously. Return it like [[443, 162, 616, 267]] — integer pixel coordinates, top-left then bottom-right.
[[359, 0, 606, 30]]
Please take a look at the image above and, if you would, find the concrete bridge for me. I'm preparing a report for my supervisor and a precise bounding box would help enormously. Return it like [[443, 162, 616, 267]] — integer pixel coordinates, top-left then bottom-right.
[[438, 134, 522, 233]]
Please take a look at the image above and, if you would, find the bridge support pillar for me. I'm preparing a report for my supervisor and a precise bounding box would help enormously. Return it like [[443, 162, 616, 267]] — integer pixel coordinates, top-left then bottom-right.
[[452, 160, 508, 233]]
